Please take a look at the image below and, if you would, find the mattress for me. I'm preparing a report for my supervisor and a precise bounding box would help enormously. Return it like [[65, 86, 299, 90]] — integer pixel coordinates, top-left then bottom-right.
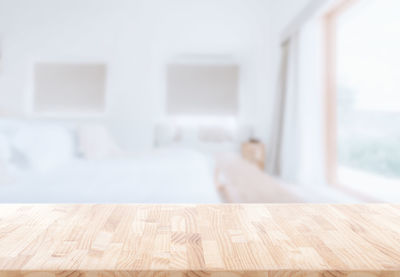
[[0, 148, 221, 203]]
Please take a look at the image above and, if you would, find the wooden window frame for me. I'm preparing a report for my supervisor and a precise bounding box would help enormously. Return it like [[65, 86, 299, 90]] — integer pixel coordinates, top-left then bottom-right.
[[324, 0, 378, 201]]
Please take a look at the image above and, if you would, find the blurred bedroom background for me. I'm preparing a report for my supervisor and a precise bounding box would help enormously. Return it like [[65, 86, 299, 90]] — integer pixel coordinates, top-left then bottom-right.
[[0, 0, 399, 203]]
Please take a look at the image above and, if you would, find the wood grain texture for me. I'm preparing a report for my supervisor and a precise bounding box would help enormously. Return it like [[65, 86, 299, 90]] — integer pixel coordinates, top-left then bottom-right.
[[215, 154, 300, 203], [0, 204, 399, 277]]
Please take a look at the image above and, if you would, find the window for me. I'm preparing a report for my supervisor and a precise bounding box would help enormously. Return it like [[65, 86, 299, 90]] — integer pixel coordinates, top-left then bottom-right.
[[34, 63, 107, 115], [166, 63, 239, 116], [326, 0, 400, 193]]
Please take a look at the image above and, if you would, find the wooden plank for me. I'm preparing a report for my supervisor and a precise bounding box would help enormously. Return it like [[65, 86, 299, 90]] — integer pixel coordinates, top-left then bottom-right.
[[0, 204, 399, 276]]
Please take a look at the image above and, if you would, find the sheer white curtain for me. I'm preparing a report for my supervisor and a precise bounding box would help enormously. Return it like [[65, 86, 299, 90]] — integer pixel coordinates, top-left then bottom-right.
[[267, 32, 301, 182], [268, 17, 326, 186], [266, 41, 289, 177], [296, 18, 326, 187]]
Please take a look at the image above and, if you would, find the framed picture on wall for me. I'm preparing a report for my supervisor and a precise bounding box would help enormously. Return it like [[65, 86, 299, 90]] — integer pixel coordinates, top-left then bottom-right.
[[32, 62, 107, 116]]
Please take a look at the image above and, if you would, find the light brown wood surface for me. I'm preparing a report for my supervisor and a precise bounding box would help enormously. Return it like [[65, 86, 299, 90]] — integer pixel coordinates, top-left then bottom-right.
[[0, 204, 400, 277], [215, 154, 300, 203]]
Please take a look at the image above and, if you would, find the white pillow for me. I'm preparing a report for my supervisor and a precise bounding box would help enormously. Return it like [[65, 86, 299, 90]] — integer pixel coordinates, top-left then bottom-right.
[[154, 123, 178, 147], [198, 126, 234, 142], [77, 124, 123, 160], [0, 134, 13, 185], [178, 125, 198, 145], [13, 125, 75, 172], [0, 134, 11, 163]]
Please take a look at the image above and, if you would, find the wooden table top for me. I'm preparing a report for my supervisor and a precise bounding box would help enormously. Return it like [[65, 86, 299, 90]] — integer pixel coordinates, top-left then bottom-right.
[[0, 204, 399, 277]]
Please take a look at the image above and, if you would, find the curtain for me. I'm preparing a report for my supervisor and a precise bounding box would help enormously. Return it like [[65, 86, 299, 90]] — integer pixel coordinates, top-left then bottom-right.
[[267, 40, 289, 176], [296, 18, 326, 186], [268, 17, 327, 187], [267, 33, 301, 181]]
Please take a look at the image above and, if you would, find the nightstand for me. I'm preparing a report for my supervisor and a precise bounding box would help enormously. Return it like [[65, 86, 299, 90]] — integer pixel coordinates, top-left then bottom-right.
[[241, 140, 265, 170]]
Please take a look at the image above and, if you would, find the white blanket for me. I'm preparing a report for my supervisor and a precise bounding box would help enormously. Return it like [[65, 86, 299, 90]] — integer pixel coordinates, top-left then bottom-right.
[[0, 148, 221, 203]]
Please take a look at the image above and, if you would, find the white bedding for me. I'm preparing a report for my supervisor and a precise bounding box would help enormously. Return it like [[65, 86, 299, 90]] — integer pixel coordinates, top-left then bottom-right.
[[0, 148, 221, 203]]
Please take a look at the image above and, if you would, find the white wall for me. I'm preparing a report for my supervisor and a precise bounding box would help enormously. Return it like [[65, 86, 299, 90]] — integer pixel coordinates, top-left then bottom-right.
[[0, 0, 271, 152], [271, 0, 313, 32]]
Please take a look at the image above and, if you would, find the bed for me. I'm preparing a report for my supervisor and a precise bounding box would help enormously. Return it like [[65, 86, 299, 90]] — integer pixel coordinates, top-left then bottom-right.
[[0, 120, 222, 203], [0, 148, 221, 203]]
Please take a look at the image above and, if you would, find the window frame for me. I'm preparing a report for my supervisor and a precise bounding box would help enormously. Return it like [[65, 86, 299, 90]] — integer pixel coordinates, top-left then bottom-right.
[[324, 0, 379, 200]]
